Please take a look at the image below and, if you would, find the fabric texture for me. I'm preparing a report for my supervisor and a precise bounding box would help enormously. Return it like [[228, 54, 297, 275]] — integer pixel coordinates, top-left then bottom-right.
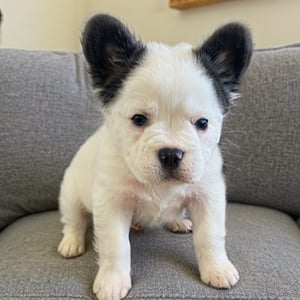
[[0, 49, 100, 230], [0, 204, 299, 300], [221, 44, 300, 217]]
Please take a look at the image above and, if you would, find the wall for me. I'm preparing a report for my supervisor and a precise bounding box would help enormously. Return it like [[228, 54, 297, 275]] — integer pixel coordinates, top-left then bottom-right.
[[88, 0, 300, 48], [1, 0, 299, 51], [1, 0, 87, 51]]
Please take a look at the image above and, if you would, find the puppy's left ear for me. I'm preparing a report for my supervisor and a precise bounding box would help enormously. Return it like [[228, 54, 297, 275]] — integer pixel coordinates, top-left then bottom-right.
[[194, 23, 253, 113]]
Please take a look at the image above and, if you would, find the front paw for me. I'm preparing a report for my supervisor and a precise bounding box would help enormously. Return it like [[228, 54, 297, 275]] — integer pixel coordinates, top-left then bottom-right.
[[93, 267, 132, 300], [165, 218, 192, 233], [200, 259, 239, 289], [58, 234, 85, 258]]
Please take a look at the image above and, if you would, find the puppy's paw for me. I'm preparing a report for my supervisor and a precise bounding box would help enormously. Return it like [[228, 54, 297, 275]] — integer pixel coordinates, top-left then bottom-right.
[[93, 268, 131, 300], [165, 218, 192, 233], [58, 234, 85, 258], [200, 259, 239, 289]]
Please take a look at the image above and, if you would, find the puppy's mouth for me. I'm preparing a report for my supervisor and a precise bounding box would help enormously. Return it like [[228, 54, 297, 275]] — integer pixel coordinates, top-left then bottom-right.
[[159, 169, 193, 184]]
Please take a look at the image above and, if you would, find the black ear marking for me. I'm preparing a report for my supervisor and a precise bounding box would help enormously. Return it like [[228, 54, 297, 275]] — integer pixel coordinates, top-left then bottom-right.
[[194, 23, 253, 113], [81, 14, 146, 105]]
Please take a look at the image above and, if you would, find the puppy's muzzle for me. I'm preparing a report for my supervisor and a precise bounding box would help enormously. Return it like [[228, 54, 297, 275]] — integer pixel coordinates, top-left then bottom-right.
[[158, 148, 184, 170]]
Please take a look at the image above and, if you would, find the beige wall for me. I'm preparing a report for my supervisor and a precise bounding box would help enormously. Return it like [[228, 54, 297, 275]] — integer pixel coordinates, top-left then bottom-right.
[[1, 0, 300, 51], [88, 0, 300, 48], [1, 0, 87, 51]]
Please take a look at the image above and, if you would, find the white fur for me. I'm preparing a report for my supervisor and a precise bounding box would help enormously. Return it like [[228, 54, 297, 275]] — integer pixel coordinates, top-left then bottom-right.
[[58, 43, 239, 300]]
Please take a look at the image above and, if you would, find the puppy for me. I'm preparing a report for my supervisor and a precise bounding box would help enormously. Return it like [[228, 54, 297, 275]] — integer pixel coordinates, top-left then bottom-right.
[[58, 14, 252, 300]]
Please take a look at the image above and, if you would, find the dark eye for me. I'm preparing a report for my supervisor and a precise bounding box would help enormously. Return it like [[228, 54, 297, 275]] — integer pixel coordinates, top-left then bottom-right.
[[131, 114, 147, 127], [195, 118, 208, 131]]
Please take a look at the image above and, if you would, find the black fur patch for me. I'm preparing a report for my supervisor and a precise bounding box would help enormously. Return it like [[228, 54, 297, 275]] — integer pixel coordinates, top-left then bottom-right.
[[81, 14, 146, 105], [194, 23, 253, 114]]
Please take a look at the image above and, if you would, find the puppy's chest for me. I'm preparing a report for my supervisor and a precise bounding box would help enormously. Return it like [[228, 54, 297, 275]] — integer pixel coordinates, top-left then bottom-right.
[[132, 186, 187, 227]]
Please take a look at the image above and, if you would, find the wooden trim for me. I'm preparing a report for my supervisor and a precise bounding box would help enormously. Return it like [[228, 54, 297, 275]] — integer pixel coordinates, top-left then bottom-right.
[[169, 0, 227, 9]]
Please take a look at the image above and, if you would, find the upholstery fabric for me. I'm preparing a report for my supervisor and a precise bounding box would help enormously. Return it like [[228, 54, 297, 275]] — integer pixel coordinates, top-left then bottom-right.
[[0, 204, 299, 300], [0, 45, 299, 231], [0, 49, 100, 230], [221, 45, 300, 216]]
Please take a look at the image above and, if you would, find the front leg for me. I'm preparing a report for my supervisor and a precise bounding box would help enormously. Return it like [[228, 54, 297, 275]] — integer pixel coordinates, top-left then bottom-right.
[[188, 180, 239, 289], [92, 189, 133, 300]]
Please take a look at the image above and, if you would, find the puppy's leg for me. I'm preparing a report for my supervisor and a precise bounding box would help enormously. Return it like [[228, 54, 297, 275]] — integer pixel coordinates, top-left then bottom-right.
[[58, 177, 88, 258], [188, 180, 239, 289], [92, 188, 133, 300]]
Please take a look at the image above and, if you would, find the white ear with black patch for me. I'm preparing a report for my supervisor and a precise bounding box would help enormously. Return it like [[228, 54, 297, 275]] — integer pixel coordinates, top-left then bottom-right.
[[194, 23, 253, 113], [81, 14, 146, 105]]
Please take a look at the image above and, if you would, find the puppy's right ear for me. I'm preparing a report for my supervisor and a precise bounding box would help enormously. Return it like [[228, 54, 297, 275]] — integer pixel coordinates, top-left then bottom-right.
[[194, 23, 253, 113], [82, 14, 145, 104]]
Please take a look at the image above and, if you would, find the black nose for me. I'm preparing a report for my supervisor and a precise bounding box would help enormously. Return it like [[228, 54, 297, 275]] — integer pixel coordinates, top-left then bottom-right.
[[158, 148, 184, 170]]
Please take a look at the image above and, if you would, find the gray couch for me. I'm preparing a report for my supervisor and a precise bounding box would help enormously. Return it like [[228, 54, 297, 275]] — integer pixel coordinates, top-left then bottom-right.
[[0, 45, 299, 300]]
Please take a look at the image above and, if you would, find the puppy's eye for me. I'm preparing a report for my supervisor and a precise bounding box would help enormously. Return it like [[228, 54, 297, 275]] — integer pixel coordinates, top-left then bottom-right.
[[131, 114, 147, 127], [195, 118, 208, 131]]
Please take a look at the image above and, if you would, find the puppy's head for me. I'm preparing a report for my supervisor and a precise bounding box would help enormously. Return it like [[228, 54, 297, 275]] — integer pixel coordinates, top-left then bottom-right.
[[82, 14, 253, 184]]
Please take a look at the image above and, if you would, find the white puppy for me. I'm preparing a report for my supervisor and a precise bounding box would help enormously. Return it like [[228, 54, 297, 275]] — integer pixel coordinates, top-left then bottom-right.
[[58, 14, 252, 300]]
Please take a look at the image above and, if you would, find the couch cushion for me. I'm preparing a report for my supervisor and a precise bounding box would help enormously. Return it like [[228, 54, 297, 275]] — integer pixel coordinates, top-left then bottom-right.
[[221, 44, 300, 216], [1, 45, 299, 231], [0, 49, 100, 230], [0, 204, 299, 300]]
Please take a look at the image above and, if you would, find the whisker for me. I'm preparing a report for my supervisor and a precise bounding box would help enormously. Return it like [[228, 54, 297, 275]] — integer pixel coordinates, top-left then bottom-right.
[[221, 138, 240, 149], [223, 162, 242, 172], [221, 150, 242, 158]]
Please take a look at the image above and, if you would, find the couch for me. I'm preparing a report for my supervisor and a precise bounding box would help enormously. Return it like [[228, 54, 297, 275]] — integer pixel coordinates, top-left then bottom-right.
[[0, 44, 299, 300]]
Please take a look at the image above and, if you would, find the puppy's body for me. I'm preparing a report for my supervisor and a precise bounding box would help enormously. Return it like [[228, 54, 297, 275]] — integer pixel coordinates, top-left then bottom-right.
[[59, 126, 224, 228], [58, 15, 252, 300]]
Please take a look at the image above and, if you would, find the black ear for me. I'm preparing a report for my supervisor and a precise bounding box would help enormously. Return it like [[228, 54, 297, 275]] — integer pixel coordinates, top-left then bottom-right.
[[194, 23, 253, 113], [81, 14, 146, 105]]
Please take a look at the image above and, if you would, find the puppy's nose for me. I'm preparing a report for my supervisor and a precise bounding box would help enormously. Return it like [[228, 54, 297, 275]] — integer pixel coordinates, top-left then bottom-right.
[[158, 148, 184, 170]]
